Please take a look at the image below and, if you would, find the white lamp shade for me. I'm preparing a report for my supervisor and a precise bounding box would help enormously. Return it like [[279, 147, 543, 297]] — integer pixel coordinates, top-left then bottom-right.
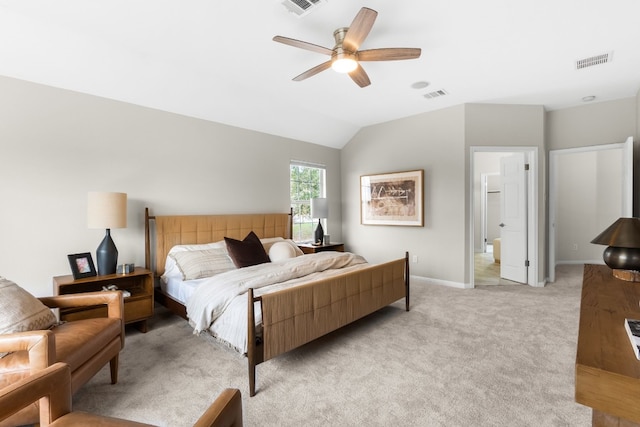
[[310, 197, 328, 219], [87, 192, 127, 229]]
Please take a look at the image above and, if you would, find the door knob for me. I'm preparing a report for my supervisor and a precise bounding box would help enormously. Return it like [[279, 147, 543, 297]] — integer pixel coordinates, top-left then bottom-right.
[[499, 223, 505, 227]]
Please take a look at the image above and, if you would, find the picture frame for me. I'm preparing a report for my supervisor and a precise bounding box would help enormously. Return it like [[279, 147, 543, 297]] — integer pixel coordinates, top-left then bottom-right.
[[67, 252, 97, 280], [360, 169, 424, 226]]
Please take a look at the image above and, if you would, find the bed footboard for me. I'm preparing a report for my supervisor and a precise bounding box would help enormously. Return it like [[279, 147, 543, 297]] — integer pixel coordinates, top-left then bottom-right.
[[247, 252, 409, 396]]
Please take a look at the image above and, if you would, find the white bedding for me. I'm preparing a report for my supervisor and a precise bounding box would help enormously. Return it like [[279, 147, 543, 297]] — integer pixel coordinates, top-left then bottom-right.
[[164, 252, 368, 354], [161, 275, 204, 305]]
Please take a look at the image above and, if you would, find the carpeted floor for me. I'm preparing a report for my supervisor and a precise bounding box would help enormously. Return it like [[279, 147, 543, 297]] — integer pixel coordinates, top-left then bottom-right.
[[74, 264, 591, 426]]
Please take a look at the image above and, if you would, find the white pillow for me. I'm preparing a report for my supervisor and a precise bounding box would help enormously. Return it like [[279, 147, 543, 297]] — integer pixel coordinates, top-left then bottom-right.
[[169, 248, 236, 281], [163, 240, 227, 279], [0, 277, 57, 356], [259, 237, 285, 253], [284, 239, 304, 257], [269, 241, 299, 262], [259, 237, 304, 256]]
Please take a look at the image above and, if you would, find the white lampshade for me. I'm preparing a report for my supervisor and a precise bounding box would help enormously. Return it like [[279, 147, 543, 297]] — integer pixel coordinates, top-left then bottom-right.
[[310, 197, 328, 219], [87, 192, 127, 229]]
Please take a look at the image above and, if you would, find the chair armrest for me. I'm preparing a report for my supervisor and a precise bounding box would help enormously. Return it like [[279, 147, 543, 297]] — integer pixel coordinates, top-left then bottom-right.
[[39, 291, 124, 320], [0, 330, 55, 371], [193, 388, 243, 427], [0, 362, 72, 425]]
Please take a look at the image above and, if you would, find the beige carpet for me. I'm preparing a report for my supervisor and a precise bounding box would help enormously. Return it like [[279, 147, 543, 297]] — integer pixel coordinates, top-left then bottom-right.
[[73, 264, 591, 426]]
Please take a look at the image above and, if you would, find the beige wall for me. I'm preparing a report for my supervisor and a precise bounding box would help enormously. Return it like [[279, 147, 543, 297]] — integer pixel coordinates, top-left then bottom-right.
[[2, 75, 637, 295], [555, 149, 623, 263], [546, 98, 636, 150], [637, 89, 640, 138], [636, 90, 640, 215], [465, 104, 546, 284], [341, 106, 467, 284], [547, 98, 637, 273], [0, 76, 342, 296], [341, 104, 545, 287]]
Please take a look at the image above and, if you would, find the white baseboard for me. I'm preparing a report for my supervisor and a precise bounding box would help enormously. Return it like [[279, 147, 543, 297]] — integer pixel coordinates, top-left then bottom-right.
[[555, 260, 603, 265], [412, 275, 547, 289], [410, 275, 470, 289]]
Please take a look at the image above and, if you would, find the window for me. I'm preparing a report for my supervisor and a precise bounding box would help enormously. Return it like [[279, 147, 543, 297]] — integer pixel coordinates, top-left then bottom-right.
[[290, 162, 326, 242]]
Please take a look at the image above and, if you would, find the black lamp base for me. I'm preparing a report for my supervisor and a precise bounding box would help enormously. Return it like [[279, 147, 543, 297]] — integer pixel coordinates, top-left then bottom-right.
[[603, 246, 640, 271], [96, 229, 118, 275], [314, 220, 324, 245]]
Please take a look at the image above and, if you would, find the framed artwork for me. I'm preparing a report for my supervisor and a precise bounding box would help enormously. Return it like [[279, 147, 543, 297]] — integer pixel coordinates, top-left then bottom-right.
[[360, 169, 424, 226], [67, 252, 97, 280]]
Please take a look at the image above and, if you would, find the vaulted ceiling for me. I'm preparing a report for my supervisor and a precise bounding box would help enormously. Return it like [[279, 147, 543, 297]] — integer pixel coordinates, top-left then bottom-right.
[[1, 1, 638, 148]]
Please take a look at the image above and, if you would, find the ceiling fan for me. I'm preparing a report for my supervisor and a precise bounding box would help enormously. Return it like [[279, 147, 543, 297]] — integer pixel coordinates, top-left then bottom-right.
[[273, 7, 421, 88]]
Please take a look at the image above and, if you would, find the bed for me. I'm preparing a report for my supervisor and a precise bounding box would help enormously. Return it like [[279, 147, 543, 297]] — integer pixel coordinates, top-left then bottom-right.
[[144, 208, 409, 396]]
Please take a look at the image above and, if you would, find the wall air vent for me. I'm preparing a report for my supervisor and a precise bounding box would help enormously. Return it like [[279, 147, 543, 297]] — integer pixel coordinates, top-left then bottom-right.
[[576, 52, 612, 70], [423, 89, 448, 99], [281, 0, 327, 17]]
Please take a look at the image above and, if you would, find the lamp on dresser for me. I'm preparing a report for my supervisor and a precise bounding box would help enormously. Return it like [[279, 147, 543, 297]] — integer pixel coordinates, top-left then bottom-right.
[[591, 217, 640, 281], [88, 191, 127, 275], [310, 197, 328, 245]]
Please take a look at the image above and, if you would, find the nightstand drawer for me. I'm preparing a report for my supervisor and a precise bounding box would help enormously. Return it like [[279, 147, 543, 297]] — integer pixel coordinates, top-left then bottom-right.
[[58, 293, 153, 324], [122, 294, 154, 322]]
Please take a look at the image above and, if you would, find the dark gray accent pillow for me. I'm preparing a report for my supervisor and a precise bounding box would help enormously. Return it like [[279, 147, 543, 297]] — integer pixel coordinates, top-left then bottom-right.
[[224, 231, 271, 268]]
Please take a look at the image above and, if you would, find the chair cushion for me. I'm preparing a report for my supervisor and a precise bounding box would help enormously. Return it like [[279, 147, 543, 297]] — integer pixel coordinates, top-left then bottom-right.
[[0, 277, 57, 355], [52, 318, 122, 372], [0, 317, 121, 391], [50, 411, 154, 426]]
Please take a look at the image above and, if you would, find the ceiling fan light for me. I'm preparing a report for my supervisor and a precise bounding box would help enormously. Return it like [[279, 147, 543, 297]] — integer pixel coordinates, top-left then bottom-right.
[[332, 55, 358, 73]]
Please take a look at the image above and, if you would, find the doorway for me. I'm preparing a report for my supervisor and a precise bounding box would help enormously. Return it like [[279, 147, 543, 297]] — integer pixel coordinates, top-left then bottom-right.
[[548, 138, 633, 282], [470, 147, 539, 287], [480, 172, 501, 255]]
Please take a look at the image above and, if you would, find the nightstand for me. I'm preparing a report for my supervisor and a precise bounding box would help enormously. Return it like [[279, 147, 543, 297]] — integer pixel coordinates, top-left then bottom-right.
[[297, 242, 345, 254], [53, 267, 154, 332]]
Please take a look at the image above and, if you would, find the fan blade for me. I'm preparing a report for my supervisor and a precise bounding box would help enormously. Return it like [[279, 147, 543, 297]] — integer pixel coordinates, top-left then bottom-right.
[[348, 64, 371, 88], [343, 7, 377, 52], [292, 61, 332, 81], [273, 36, 333, 56], [358, 48, 422, 61]]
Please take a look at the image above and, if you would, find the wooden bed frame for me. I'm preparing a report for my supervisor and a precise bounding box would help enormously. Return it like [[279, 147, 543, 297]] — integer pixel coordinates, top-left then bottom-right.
[[144, 208, 410, 396]]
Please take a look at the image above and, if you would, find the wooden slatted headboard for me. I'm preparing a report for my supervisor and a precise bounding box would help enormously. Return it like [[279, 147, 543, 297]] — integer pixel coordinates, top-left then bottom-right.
[[144, 208, 292, 277]]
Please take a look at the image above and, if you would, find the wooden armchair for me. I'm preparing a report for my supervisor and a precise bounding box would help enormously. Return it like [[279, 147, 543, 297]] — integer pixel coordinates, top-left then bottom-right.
[[0, 291, 124, 426], [0, 362, 243, 427]]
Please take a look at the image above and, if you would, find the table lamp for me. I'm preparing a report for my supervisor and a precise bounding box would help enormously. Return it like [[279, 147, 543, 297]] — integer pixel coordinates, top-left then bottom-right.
[[310, 197, 328, 245], [591, 217, 640, 281], [88, 191, 127, 275]]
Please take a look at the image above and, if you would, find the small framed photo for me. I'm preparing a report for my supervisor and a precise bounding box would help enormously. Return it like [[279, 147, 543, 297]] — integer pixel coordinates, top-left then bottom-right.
[[67, 252, 97, 280], [360, 169, 424, 226]]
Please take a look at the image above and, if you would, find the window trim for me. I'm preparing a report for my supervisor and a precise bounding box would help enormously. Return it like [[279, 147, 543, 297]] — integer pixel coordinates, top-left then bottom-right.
[[290, 161, 326, 243]]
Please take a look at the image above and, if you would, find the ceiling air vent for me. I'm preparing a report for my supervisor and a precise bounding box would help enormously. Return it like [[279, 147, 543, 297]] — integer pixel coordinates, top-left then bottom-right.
[[576, 52, 612, 70], [281, 0, 327, 17], [423, 89, 448, 99]]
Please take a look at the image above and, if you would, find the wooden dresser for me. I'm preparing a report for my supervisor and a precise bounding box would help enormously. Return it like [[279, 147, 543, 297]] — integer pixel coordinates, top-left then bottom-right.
[[575, 264, 640, 426]]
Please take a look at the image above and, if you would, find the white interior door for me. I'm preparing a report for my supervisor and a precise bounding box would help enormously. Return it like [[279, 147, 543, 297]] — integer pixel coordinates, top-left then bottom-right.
[[500, 153, 528, 283]]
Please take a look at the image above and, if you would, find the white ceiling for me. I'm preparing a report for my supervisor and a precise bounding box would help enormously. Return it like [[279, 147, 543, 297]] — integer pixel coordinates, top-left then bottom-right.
[[1, 1, 639, 149]]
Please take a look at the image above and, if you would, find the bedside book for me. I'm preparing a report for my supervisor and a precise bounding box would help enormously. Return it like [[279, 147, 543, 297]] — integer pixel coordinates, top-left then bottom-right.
[[624, 318, 640, 360]]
